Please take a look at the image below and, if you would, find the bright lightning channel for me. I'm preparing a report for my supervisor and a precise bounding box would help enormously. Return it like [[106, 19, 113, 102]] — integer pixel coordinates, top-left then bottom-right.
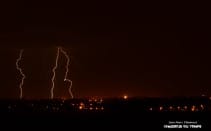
[[16, 49, 25, 99], [51, 47, 73, 99], [51, 47, 60, 99], [60, 47, 73, 99]]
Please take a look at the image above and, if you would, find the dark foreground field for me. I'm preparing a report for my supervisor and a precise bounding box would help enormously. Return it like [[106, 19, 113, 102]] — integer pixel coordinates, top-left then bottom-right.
[[0, 97, 210, 130], [1, 112, 210, 130]]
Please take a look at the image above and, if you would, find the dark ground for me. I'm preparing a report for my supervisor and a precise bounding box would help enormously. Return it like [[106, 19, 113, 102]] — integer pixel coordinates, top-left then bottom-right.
[[0, 112, 210, 130], [0, 98, 210, 130]]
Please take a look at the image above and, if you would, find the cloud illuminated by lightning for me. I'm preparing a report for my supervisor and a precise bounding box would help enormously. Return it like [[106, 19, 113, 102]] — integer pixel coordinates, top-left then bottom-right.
[[51, 47, 73, 99], [16, 49, 25, 99]]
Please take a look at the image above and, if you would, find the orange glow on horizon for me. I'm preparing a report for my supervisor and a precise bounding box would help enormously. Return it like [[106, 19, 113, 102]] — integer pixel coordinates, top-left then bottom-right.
[[79, 106, 83, 110], [123, 95, 128, 99]]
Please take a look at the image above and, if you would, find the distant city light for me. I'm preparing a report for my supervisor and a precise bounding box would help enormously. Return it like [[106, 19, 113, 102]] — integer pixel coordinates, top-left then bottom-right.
[[184, 106, 188, 110], [1, 97, 208, 113], [201, 94, 206, 97], [80, 102, 84, 106], [191, 105, 196, 112], [79, 106, 83, 110], [100, 99, 103, 103], [123, 95, 128, 99], [177, 106, 181, 110], [200, 104, 204, 110]]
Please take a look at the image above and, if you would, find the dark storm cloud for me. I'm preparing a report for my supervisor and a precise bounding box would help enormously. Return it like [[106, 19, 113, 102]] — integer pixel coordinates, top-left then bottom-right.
[[0, 1, 210, 98]]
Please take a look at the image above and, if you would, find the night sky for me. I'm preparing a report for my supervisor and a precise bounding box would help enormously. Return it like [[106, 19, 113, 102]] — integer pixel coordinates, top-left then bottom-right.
[[0, 1, 210, 99]]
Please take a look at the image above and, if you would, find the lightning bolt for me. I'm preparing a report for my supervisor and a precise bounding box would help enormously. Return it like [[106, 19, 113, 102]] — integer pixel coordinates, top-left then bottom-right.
[[59, 47, 73, 99], [51, 47, 73, 99], [16, 49, 25, 99], [51, 47, 60, 99]]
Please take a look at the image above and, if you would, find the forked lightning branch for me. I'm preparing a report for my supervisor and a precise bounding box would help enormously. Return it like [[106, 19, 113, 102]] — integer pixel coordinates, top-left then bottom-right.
[[16, 47, 73, 99]]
